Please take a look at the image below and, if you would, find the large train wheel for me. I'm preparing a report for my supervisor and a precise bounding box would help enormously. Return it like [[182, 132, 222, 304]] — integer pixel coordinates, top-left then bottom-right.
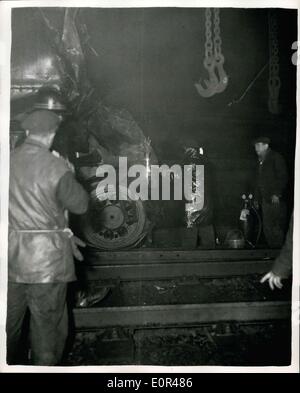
[[83, 185, 147, 250]]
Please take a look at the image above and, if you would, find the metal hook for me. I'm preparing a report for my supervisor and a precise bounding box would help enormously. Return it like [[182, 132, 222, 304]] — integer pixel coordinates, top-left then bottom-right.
[[195, 81, 216, 98], [195, 58, 219, 98], [214, 54, 228, 93]]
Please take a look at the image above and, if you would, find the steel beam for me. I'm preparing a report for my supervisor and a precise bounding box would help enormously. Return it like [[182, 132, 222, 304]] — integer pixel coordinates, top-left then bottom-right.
[[79, 259, 274, 281], [79, 249, 278, 281], [74, 301, 290, 329], [85, 249, 279, 265]]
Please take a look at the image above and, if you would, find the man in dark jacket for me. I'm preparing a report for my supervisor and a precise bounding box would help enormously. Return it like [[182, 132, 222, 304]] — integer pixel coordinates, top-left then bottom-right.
[[7, 110, 89, 365], [253, 137, 288, 248]]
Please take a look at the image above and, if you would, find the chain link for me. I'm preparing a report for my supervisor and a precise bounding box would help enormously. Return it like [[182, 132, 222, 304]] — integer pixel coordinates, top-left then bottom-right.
[[268, 10, 281, 113], [213, 8, 222, 60], [204, 8, 223, 62], [204, 8, 213, 60]]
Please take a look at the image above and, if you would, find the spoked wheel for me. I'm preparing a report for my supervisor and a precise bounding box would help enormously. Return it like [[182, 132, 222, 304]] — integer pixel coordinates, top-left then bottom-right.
[[83, 185, 147, 250]]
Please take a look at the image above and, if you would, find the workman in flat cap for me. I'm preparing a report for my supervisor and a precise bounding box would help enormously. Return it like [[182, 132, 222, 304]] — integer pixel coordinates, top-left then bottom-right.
[[252, 136, 288, 248], [7, 109, 89, 365]]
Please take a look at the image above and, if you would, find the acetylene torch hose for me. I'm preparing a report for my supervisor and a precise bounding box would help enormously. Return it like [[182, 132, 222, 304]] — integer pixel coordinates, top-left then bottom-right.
[[251, 206, 263, 246]]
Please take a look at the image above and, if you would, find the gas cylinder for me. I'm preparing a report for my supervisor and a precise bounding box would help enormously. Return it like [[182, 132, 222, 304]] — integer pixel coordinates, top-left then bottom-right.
[[239, 194, 261, 247]]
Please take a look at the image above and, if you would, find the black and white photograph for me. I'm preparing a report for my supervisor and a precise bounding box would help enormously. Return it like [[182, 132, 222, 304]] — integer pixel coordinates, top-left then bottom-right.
[[0, 0, 299, 372]]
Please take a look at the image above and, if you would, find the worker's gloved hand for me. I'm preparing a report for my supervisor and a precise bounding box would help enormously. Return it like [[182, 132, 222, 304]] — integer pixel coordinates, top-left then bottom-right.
[[70, 235, 86, 261], [65, 157, 75, 174], [52, 150, 75, 173], [260, 271, 283, 290]]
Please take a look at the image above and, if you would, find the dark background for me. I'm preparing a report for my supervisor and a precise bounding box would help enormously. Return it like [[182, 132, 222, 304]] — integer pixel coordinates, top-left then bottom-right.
[[11, 7, 297, 229]]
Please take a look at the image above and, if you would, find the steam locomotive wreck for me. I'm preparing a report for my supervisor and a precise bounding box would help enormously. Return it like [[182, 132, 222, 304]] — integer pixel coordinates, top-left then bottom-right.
[[7, 7, 296, 366]]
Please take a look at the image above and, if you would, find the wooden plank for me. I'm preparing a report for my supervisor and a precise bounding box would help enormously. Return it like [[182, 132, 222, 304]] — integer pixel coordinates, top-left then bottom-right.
[[74, 301, 291, 329]]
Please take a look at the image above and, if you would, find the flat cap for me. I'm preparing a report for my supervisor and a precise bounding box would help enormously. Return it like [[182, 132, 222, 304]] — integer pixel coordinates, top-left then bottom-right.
[[252, 136, 270, 145], [21, 110, 61, 135]]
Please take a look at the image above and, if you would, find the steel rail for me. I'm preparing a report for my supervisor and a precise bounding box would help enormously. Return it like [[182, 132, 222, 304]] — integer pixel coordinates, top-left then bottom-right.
[[79, 249, 279, 281], [84, 248, 279, 264], [74, 300, 290, 329]]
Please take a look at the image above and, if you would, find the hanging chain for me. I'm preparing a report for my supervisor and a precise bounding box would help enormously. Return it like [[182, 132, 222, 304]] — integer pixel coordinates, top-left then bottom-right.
[[204, 8, 213, 64], [268, 10, 281, 113], [196, 8, 228, 97], [213, 8, 222, 61]]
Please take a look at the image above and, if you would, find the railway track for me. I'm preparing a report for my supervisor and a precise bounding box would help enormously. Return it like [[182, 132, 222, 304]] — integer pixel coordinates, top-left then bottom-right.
[[74, 248, 291, 330], [74, 301, 291, 330], [79, 248, 279, 281]]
